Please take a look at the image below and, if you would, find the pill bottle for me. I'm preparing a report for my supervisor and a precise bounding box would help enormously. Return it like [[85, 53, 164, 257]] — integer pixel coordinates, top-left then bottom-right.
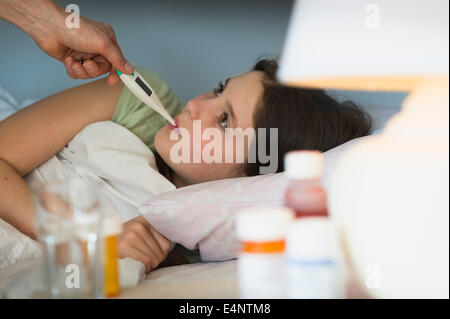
[[236, 207, 294, 299], [284, 150, 328, 218], [285, 217, 345, 298], [102, 214, 122, 298]]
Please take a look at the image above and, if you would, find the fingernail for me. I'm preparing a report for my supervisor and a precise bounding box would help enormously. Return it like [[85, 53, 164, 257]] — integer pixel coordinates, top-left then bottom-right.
[[124, 61, 134, 73]]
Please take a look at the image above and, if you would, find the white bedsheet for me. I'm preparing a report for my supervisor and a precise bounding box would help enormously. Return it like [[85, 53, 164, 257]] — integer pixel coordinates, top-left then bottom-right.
[[25, 120, 175, 221], [1, 121, 175, 280], [120, 260, 238, 299], [0, 257, 238, 299], [0, 93, 238, 297]]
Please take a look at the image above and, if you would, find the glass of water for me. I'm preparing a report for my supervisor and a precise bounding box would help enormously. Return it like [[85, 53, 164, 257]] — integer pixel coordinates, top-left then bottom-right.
[[32, 178, 105, 299]]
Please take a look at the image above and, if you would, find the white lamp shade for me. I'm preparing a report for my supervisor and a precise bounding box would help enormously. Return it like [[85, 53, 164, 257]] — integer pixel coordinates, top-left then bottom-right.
[[278, 0, 449, 91]]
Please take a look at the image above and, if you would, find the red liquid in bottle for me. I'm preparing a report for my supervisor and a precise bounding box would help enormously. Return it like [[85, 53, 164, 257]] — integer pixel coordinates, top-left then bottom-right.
[[284, 179, 329, 218]]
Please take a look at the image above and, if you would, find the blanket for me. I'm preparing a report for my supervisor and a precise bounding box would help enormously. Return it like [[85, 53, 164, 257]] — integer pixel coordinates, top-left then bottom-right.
[[1, 120, 175, 288]]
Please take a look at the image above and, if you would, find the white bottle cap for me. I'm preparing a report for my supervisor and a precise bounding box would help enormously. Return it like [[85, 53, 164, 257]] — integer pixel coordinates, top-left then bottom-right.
[[236, 206, 294, 242], [103, 214, 123, 237], [284, 150, 324, 180], [286, 217, 338, 261]]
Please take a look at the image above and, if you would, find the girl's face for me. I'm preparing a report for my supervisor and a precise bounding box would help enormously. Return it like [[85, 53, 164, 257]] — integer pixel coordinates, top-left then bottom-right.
[[155, 71, 264, 186]]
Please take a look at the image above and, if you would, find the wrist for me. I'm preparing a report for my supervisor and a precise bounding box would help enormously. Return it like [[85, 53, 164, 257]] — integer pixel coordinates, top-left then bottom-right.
[[29, 1, 66, 44], [0, 0, 63, 42]]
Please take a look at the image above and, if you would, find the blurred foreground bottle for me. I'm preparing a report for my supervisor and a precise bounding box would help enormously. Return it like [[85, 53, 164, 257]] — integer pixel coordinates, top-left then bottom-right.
[[284, 150, 328, 218], [102, 214, 122, 298], [34, 178, 124, 299], [236, 207, 293, 299], [284, 151, 345, 298]]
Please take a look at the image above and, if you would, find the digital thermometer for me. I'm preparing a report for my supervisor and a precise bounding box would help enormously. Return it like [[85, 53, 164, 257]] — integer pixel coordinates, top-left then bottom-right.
[[116, 70, 176, 125]]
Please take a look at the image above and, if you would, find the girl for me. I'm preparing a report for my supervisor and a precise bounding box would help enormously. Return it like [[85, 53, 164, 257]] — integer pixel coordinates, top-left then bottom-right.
[[0, 59, 372, 272]]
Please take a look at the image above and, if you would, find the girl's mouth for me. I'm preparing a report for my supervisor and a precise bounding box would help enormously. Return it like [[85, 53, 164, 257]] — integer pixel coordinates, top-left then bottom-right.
[[168, 118, 181, 137], [168, 118, 179, 131]]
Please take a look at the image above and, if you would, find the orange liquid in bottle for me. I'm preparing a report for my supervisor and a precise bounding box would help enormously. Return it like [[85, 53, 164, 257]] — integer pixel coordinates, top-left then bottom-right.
[[104, 235, 120, 297]]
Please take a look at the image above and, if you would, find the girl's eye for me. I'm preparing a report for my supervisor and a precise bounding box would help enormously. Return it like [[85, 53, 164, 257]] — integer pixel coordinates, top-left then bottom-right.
[[218, 113, 228, 129], [214, 81, 224, 96]]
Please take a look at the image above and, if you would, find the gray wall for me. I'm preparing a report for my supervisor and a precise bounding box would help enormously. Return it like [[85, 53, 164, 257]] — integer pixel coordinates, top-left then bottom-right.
[[0, 0, 405, 129]]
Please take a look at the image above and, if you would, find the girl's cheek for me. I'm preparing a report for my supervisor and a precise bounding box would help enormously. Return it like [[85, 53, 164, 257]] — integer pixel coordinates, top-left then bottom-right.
[[223, 139, 238, 162], [198, 132, 227, 161]]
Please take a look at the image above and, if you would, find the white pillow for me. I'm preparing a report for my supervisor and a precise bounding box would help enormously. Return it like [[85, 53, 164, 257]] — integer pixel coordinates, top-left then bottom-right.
[[139, 135, 372, 261]]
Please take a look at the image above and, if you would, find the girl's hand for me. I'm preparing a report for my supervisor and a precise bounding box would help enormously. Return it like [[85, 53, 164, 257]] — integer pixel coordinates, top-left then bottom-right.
[[118, 216, 171, 274]]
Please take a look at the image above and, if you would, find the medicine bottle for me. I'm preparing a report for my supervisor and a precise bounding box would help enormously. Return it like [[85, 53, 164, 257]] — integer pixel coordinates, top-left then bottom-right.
[[236, 207, 294, 298], [102, 214, 122, 298], [283, 151, 345, 298], [284, 150, 328, 218], [285, 218, 345, 298]]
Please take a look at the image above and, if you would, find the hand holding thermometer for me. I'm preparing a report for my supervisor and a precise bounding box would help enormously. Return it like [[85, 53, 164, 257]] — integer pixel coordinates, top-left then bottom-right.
[[116, 70, 176, 125]]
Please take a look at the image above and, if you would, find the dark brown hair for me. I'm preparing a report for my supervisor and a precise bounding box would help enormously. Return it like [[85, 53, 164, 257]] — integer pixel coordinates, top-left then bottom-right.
[[244, 59, 372, 176]]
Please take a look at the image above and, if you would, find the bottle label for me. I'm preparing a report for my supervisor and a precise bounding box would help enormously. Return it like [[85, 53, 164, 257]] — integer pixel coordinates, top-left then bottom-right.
[[286, 262, 341, 298], [238, 253, 285, 299], [241, 240, 285, 253]]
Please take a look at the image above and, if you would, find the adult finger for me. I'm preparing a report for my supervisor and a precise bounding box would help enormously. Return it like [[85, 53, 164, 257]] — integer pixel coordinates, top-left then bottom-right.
[[63, 56, 78, 79], [107, 69, 121, 86], [82, 60, 101, 78], [99, 30, 133, 75], [71, 61, 90, 79], [82, 59, 110, 78], [92, 54, 112, 73]]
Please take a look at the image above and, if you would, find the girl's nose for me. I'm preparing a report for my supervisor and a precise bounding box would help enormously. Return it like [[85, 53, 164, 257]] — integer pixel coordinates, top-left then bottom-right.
[[186, 93, 216, 120], [185, 99, 202, 120]]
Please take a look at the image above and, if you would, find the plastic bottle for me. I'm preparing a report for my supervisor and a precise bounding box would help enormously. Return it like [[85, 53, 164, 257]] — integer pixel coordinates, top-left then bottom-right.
[[284, 150, 328, 218], [283, 151, 345, 298], [285, 218, 344, 298], [236, 207, 294, 299]]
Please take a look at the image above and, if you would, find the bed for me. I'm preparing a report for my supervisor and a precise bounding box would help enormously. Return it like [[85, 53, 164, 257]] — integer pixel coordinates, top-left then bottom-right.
[[0, 85, 397, 299], [120, 260, 238, 299], [0, 256, 238, 299]]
